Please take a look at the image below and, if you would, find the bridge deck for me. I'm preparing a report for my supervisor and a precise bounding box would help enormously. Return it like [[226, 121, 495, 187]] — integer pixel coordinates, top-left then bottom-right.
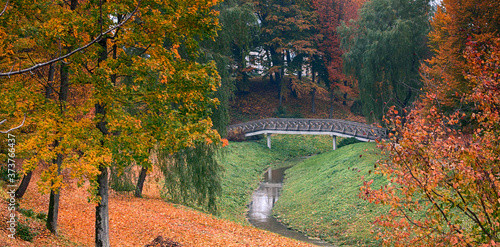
[[228, 118, 386, 140], [227, 118, 387, 150]]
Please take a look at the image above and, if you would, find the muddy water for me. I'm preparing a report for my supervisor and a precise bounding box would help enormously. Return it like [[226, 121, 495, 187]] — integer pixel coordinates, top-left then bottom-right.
[[247, 160, 334, 246]]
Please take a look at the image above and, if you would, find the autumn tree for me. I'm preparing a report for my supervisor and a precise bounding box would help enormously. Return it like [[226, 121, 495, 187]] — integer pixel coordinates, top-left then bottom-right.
[[312, 0, 365, 117], [0, 1, 223, 246], [360, 0, 500, 245], [421, 0, 500, 116], [362, 39, 500, 246], [339, 0, 431, 123], [254, 0, 319, 107]]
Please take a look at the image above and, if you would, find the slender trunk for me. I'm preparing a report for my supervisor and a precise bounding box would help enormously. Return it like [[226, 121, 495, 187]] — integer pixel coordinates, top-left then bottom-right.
[[45, 64, 55, 99], [312, 67, 315, 83], [311, 88, 316, 113], [279, 91, 283, 107], [95, 100, 110, 247], [15, 171, 32, 198], [47, 39, 70, 235], [270, 46, 283, 107], [329, 89, 334, 119], [47, 151, 62, 234], [135, 166, 148, 198]]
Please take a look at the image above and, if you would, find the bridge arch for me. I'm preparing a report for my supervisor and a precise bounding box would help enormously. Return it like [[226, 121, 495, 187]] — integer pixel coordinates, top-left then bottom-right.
[[227, 118, 387, 150]]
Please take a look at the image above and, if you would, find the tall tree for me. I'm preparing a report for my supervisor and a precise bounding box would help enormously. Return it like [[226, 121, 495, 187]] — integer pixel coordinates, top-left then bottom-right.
[[201, 0, 259, 131], [339, 0, 431, 123], [0, 1, 223, 246], [360, 0, 500, 245], [312, 0, 365, 117], [254, 0, 319, 106], [362, 38, 500, 246], [421, 0, 500, 116]]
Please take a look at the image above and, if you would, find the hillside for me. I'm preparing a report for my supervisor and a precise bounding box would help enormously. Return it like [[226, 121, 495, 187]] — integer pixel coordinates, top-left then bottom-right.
[[229, 77, 364, 124], [273, 142, 388, 246], [0, 166, 316, 247]]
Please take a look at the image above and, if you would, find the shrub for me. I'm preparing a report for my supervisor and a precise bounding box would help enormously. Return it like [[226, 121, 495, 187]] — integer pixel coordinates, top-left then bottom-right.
[[350, 98, 363, 116], [17, 220, 37, 242], [110, 166, 136, 192], [337, 137, 361, 148], [0, 165, 20, 183], [226, 128, 245, 142]]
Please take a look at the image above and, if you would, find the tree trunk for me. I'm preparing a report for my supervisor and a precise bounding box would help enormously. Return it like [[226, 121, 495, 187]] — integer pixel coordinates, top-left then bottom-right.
[[95, 166, 110, 247], [45, 64, 55, 99], [312, 67, 315, 83], [279, 90, 283, 107], [95, 35, 110, 247], [270, 46, 283, 107], [311, 88, 316, 113], [15, 171, 32, 198], [47, 152, 62, 235], [135, 166, 148, 198], [47, 46, 70, 234], [329, 89, 334, 119]]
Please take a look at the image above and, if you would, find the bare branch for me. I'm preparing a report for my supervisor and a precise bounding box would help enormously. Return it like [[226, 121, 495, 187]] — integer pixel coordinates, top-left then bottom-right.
[[0, 0, 8, 17], [0, 0, 142, 77], [0, 113, 26, 134]]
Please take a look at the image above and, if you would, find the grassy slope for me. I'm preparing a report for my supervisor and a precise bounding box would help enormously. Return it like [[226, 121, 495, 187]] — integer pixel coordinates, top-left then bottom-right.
[[273, 142, 388, 246], [216, 134, 334, 224]]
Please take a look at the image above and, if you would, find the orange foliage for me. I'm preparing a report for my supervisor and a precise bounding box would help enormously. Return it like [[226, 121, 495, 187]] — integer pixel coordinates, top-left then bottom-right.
[[358, 0, 500, 244], [360, 39, 500, 246], [1, 167, 316, 246], [421, 0, 500, 112], [312, 0, 365, 93], [229, 78, 365, 123]]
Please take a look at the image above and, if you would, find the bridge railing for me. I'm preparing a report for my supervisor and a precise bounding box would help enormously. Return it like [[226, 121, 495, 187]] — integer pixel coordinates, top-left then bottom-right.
[[227, 118, 387, 140]]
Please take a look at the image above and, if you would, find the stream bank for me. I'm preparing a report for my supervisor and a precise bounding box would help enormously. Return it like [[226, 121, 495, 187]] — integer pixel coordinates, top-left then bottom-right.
[[247, 158, 334, 246]]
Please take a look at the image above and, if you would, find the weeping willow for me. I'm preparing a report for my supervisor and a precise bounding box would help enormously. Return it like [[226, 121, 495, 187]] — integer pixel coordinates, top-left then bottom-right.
[[159, 142, 223, 214]]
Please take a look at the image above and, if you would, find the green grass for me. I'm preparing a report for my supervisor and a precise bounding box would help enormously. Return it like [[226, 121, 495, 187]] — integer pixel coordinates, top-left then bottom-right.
[[215, 134, 334, 224], [273, 142, 388, 246]]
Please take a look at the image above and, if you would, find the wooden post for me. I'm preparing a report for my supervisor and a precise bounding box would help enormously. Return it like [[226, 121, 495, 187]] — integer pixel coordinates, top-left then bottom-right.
[[333, 135, 337, 150], [267, 133, 271, 149]]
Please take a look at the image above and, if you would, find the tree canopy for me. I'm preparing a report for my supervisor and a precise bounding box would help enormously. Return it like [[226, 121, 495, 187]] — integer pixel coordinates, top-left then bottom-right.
[[360, 0, 500, 245], [0, 0, 224, 245], [339, 0, 431, 123]]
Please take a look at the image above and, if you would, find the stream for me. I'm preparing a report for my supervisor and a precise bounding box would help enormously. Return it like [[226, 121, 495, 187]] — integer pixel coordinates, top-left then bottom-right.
[[247, 159, 334, 246]]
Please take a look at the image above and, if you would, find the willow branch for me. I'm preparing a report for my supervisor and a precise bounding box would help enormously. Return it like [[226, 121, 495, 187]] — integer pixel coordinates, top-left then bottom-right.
[[0, 0, 8, 17], [0, 0, 142, 77], [0, 113, 26, 134]]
